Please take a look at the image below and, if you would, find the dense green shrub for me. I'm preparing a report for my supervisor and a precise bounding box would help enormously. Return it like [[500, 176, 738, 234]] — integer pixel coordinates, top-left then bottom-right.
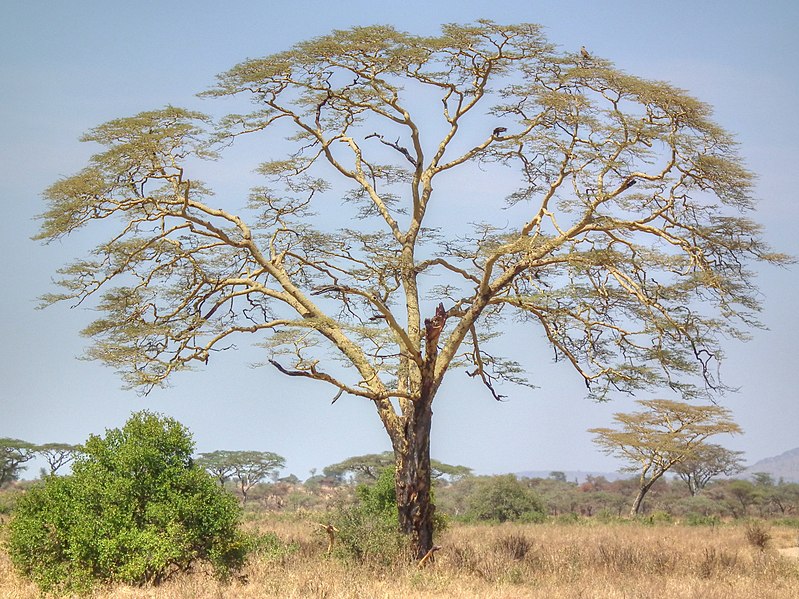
[[332, 467, 407, 563], [684, 512, 722, 527], [247, 530, 300, 561], [6, 412, 247, 594], [356, 465, 401, 522], [331, 466, 450, 563], [466, 474, 545, 523], [332, 502, 408, 564]]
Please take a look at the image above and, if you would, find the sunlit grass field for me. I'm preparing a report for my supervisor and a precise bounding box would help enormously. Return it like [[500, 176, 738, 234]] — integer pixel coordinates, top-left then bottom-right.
[[2, 516, 799, 598]]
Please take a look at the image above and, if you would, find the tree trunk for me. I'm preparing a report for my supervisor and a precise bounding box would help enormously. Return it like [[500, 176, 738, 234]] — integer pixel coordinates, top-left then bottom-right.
[[391, 302, 446, 560], [394, 395, 435, 560], [629, 487, 646, 517], [630, 476, 660, 517]]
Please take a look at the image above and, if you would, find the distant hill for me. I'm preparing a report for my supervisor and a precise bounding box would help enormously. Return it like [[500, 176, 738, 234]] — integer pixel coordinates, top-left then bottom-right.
[[743, 447, 799, 483], [515, 449, 799, 485]]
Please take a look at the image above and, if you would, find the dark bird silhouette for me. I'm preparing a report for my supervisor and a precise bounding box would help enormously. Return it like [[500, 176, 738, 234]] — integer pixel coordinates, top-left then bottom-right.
[[580, 46, 591, 60], [492, 127, 508, 137], [622, 178, 637, 191]]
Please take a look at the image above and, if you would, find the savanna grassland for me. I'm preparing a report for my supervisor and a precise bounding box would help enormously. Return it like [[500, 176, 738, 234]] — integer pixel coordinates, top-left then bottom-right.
[[3, 516, 799, 599]]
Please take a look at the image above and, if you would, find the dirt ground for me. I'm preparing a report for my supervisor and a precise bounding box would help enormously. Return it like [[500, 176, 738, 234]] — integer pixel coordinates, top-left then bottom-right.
[[778, 546, 799, 559]]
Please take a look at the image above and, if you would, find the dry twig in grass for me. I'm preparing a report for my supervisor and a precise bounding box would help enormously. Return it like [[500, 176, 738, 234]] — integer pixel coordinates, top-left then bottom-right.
[[417, 544, 442, 568]]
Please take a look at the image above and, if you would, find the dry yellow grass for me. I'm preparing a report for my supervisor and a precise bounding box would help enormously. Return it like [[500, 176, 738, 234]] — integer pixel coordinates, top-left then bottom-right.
[[2, 518, 799, 598]]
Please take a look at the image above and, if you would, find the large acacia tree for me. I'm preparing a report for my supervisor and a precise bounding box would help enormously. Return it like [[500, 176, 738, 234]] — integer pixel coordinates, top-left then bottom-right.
[[38, 22, 786, 557]]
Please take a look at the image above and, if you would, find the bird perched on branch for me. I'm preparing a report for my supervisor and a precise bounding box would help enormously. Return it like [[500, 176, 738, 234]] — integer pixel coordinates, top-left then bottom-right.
[[580, 46, 591, 61], [492, 127, 507, 138], [622, 178, 637, 191]]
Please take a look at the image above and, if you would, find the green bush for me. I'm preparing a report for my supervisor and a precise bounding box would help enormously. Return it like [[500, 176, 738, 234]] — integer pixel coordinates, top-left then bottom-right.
[[6, 411, 247, 594], [331, 466, 448, 563], [332, 467, 407, 564], [684, 512, 721, 527], [646, 510, 673, 524], [356, 465, 399, 522], [466, 475, 545, 523], [247, 530, 300, 561], [332, 503, 408, 564]]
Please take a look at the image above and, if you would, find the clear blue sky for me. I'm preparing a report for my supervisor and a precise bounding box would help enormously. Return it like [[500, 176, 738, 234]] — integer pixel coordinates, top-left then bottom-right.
[[2, 1, 797, 479]]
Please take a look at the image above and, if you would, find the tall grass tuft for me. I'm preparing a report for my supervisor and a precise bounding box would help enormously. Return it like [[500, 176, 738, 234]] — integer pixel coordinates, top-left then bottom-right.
[[745, 520, 771, 551]]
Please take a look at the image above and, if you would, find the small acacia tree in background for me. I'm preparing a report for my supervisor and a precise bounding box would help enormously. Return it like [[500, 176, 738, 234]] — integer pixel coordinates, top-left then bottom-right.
[[197, 449, 285, 504], [36, 442, 80, 475], [673, 443, 744, 496], [324, 451, 471, 484], [0, 438, 37, 486], [590, 399, 741, 516], [7, 412, 247, 594]]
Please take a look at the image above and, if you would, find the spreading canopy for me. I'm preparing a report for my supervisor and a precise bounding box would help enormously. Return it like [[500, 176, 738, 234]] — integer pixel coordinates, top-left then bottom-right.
[[38, 20, 785, 446], [36, 19, 789, 557], [590, 398, 742, 514]]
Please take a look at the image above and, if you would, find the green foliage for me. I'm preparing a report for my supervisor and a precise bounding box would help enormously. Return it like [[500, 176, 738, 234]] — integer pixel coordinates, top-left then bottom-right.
[[331, 466, 451, 563], [6, 412, 247, 594], [684, 513, 721, 527], [246, 530, 300, 561], [356, 466, 399, 522], [331, 503, 408, 565], [645, 510, 673, 524], [331, 467, 406, 564], [466, 475, 545, 523]]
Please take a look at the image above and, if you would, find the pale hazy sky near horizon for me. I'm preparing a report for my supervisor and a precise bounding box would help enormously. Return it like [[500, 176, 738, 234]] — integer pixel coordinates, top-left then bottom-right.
[[2, 1, 797, 479]]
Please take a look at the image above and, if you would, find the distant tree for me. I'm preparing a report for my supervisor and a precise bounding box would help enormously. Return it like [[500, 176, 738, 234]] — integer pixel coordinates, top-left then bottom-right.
[[548, 471, 567, 483], [324, 451, 471, 484], [197, 450, 285, 504], [528, 475, 579, 515], [434, 476, 479, 518], [723, 479, 758, 517], [467, 475, 544, 523], [672, 443, 744, 496], [6, 412, 246, 593], [304, 473, 340, 490], [0, 438, 37, 486], [323, 452, 394, 483], [195, 450, 238, 485], [36, 21, 786, 557], [36, 443, 81, 475], [590, 399, 741, 516], [751, 472, 775, 487], [431, 461, 474, 484], [762, 481, 799, 516]]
